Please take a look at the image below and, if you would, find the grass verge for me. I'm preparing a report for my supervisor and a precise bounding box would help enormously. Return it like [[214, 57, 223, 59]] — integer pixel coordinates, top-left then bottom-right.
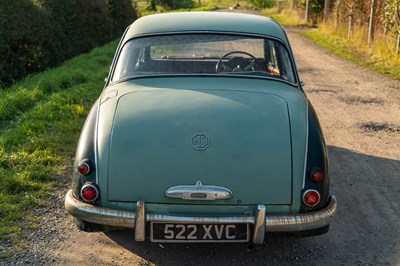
[[304, 25, 400, 80], [261, 8, 306, 27], [259, 8, 400, 80], [0, 39, 118, 250], [136, 0, 250, 16], [139, 4, 220, 16]]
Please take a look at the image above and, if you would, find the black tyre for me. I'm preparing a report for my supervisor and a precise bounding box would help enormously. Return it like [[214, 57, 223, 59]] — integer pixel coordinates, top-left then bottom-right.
[[73, 218, 103, 232], [294, 224, 330, 237]]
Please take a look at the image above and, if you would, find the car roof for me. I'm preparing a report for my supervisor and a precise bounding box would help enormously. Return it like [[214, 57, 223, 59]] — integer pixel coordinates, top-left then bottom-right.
[[124, 12, 288, 44]]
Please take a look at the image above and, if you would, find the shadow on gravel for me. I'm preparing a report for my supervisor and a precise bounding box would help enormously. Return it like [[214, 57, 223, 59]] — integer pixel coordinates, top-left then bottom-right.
[[326, 146, 400, 265], [2, 146, 398, 265], [101, 146, 400, 265], [105, 230, 325, 265]]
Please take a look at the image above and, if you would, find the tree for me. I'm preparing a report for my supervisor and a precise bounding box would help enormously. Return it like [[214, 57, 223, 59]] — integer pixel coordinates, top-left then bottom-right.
[[147, 0, 157, 10], [381, 0, 400, 53], [247, 0, 276, 9], [323, 0, 333, 21]]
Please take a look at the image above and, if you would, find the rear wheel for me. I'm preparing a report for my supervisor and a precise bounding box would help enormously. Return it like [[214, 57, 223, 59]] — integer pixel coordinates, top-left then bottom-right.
[[73, 218, 103, 232], [294, 224, 330, 237]]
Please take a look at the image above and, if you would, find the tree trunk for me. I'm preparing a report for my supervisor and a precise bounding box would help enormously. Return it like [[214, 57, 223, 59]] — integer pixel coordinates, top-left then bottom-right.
[[348, 4, 353, 39], [323, 0, 332, 22], [367, 0, 377, 46], [292, 0, 298, 9], [305, 0, 309, 23], [334, 0, 341, 28]]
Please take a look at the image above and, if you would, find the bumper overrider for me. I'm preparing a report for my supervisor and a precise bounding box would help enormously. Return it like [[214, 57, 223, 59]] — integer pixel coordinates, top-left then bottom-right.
[[65, 190, 337, 243]]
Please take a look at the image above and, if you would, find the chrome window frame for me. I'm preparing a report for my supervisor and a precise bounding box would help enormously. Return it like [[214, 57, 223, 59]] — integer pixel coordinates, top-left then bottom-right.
[[107, 31, 300, 87]]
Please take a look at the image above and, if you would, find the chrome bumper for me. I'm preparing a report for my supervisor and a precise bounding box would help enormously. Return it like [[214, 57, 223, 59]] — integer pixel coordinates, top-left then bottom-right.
[[65, 190, 337, 243]]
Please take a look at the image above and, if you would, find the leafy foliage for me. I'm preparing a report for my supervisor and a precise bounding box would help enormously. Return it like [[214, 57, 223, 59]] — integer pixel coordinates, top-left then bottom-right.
[[299, 0, 325, 23], [0, 0, 136, 87], [0, 0, 54, 87], [247, 0, 276, 9], [381, 0, 400, 36], [146, 0, 196, 10]]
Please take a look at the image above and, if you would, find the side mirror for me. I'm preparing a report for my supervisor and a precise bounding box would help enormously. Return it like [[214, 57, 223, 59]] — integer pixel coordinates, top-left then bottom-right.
[[104, 77, 108, 83], [300, 81, 305, 87]]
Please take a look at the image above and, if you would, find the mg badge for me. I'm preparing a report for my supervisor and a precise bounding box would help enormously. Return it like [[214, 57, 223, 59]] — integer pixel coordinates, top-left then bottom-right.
[[191, 134, 210, 150]]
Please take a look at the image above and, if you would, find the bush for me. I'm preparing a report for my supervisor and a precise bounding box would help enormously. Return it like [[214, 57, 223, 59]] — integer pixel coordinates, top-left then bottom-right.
[[0, 0, 54, 86], [299, 0, 324, 24], [0, 0, 136, 87], [146, 0, 195, 10], [247, 0, 276, 9], [108, 0, 137, 37]]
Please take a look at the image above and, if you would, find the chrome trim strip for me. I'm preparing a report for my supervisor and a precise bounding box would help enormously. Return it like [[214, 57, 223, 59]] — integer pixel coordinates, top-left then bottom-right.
[[65, 190, 337, 238], [165, 181, 233, 200], [302, 100, 309, 189], [147, 214, 254, 224], [253, 204, 266, 244], [109, 31, 299, 87], [105, 25, 130, 87], [94, 100, 99, 185], [110, 74, 298, 88], [134, 201, 146, 241]]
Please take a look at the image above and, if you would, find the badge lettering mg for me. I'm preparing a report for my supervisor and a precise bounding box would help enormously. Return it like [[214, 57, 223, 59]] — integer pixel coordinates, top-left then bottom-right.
[[191, 134, 210, 150]]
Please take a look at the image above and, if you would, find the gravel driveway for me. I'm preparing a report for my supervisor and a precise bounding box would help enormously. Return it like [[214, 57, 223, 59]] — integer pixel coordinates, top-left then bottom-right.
[[2, 26, 400, 266]]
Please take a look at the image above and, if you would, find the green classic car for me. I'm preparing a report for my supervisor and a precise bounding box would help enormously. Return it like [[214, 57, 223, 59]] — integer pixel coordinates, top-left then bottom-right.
[[65, 12, 336, 244]]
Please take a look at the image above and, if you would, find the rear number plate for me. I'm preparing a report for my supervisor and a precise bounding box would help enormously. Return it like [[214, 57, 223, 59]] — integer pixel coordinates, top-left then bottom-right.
[[150, 223, 250, 242]]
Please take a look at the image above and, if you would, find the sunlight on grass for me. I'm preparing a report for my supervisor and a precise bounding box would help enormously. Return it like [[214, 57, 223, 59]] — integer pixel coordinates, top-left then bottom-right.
[[0, 39, 119, 244], [304, 24, 400, 80], [261, 8, 306, 27], [258, 7, 400, 81]]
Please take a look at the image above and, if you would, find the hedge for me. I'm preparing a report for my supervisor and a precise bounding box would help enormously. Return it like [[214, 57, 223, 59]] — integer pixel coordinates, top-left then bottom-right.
[[0, 0, 136, 87]]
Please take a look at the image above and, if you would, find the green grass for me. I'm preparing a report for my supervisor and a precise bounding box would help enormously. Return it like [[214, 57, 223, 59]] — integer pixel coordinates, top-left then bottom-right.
[[304, 27, 400, 80], [261, 8, 306, 27], [258, 7, 400, 80], [1, 4, 397, 257], [136, 0, 248, 16], [0, 39, 119, 243], [0, 251, 10, 259], [138, 4, 220, 16]]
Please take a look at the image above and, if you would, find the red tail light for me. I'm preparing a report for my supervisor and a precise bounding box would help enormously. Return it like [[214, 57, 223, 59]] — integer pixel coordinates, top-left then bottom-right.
[[78, 161, 91, 175], [303, 190, 320, 207], [311, 169, 324, 183], [80, 184, 99, 202]]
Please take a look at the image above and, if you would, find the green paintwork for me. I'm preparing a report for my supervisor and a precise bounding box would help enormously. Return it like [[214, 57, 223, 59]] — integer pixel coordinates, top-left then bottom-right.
[[93, 12, 308, 215], [124, 12, 289, 44], [108, 88, 291, 205], [97, 77, 307, 214]]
